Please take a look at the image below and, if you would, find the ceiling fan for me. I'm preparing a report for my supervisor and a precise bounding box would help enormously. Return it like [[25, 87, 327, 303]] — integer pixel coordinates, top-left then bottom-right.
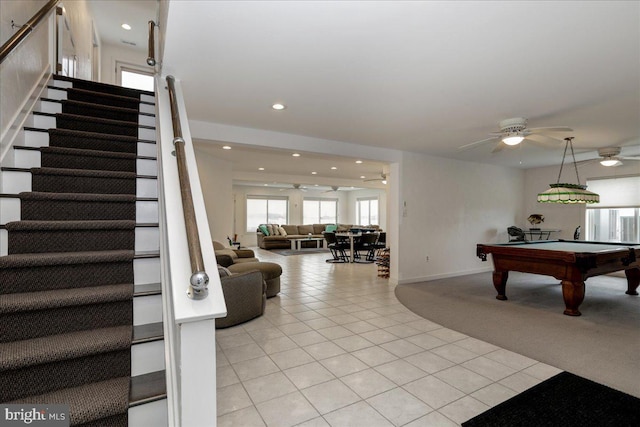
[[363, 173, 388, 184], [322, 185, 340, 193], [458, 117, 573, 153], [280, 183, 308, 192], [577, 147, 640, 167]]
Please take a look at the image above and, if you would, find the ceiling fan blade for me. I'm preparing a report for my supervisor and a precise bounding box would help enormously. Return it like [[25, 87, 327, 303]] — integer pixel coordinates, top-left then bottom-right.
[[575, 158, 598, 166], [528, 126, 573, 133], [491, 142, 505, 153], [458, 136, 500, 151], [525, 133, 564, 147]]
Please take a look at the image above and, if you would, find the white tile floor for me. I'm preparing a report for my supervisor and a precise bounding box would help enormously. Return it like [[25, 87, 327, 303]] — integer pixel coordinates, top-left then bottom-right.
[[216, 248, 562, 426]]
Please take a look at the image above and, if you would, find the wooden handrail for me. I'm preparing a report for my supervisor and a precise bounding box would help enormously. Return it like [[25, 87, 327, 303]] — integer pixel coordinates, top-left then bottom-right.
[[0, 0, 58, 64], [166, 75, 209, 300], [147, 20, 156, 66]]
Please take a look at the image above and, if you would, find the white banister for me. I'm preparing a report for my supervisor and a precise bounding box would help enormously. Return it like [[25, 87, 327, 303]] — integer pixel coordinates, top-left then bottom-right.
[[155, 74, 227, 426]]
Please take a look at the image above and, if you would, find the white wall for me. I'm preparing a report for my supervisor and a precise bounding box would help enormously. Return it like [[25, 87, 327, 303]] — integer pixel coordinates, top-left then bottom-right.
[[1, 0, 52, 157], [99, 41, 150, 86], [194, 148, 234, 245], [524, 160, 640, 240], [395, 152, 524, 284]]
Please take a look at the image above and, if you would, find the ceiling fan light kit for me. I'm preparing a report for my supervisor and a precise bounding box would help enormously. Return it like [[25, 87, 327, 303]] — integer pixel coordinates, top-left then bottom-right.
[[537, 137, 600, 204], [502, 133, 525, 145], [600, 158, 622, 167]]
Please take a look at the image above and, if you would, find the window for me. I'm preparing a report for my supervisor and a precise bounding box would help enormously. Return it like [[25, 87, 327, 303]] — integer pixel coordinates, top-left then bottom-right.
[[303, 198, 337, 224], [357, 198, 379, 226], [246, 196, 288, 232], [585, 176, 640, 242], [116, 62, 154, 91]]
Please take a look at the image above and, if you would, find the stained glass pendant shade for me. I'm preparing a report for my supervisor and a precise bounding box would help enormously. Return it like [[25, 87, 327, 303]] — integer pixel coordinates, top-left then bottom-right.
[[537, 137, 600, 204]]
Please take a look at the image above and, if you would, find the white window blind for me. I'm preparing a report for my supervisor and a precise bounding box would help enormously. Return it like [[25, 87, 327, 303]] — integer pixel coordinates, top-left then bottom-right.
[[586, 176, 640, 208]]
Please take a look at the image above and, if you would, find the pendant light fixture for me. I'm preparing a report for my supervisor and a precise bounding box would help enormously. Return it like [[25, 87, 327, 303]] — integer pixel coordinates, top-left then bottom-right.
[[537, 137, 600, 204]]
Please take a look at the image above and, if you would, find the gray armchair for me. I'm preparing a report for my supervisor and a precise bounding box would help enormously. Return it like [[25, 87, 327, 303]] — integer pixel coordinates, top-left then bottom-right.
[[215, 268, 266, 329]]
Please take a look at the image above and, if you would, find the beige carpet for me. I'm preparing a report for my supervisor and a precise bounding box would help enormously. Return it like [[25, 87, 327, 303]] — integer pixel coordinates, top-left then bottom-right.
[[395, 272, 640, 397]]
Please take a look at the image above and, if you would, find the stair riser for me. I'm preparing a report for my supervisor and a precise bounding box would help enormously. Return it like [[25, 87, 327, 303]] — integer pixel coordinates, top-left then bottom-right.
[[128, 399, 168, 426], [1, 301, 132, 342], [134, 257, 161, 285], [13, 148, 157, 175], [0, 350, 131, 402], [32, 115, 156, 140], [1, 198, 157, 223], [133, 294, 163, 326], [131, 339, 165, 376], [24, 130, 157, 156], [0, 260, 134, 294], [1, 171, 157, 198]]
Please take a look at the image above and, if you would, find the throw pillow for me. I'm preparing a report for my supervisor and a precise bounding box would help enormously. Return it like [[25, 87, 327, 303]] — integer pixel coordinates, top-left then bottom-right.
[[271, 224, 280, 236], [278, 226, 287, 236], [259, 224, 269, 236], [325, 224, 337, 233], [267, 224, 275, 236]]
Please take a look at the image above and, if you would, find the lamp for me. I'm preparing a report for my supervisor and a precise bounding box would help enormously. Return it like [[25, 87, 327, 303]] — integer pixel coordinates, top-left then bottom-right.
[[502, 132, 525, 146], [537, 137, 600, 204]]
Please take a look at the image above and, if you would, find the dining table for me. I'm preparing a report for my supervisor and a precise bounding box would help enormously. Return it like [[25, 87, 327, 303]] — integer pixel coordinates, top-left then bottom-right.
[[335, 232, 361, 263]]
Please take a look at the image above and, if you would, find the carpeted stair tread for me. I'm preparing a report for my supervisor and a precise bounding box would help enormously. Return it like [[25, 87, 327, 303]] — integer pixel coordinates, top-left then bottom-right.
[[0, 325, 132, 371], [53, 113, 143, 137], [40, 146, 138, 160], [0, 249, 134, 269], [47, 128, 142, 153], [61, 100, 139, 123], [18, 192, 137, 221], [39, 146, 137, 173], [55, 74, 148, 98], [5, 220, 136, 231], [66, 87, 142, 110], [30, 167, 137, 195], [10, 376, 130, 426], [31, 167, 137, 179], [0, 284, 133, 314], [19, 192, 137, 203]]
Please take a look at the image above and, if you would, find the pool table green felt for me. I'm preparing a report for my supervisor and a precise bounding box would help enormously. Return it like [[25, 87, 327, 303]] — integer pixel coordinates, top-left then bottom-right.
[[477, 240, 640, 316]]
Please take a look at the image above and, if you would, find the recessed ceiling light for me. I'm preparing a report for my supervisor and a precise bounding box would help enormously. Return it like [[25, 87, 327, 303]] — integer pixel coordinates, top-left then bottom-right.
[[222, 145, 231, 150], [314, 184, 319, 187], [331, 166, 337, 170], [311, 171, 317, 175], [264, 184, 268, 186], [121, 23, 132, 30], [292, 153, 301, 157], [258, 167, 265, 171], [272, 103, 286, 110], [360, 176, 366, 179], [355, 160, 363, 164]]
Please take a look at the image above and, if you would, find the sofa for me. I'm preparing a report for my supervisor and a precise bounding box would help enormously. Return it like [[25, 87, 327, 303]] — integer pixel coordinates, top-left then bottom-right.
[[213, 240, 259, 264], [256, 223, 381, 249]]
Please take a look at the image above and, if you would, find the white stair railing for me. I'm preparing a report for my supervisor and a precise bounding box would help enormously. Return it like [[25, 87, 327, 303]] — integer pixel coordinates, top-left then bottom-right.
[[155, 74, 227, 426]]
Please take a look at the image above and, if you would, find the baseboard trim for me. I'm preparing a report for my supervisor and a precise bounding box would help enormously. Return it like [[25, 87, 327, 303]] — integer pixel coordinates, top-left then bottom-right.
[[397, 266, 493, 285]]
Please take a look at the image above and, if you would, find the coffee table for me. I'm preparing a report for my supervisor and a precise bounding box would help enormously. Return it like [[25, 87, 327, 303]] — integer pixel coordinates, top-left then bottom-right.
[[290, 237, 324, 251]]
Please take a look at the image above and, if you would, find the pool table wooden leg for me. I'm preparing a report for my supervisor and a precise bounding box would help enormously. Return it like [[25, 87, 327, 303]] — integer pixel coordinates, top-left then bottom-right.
[[625, 268, 640, 296], [493, 270, 508, 300], [561, 280, 585, 316]]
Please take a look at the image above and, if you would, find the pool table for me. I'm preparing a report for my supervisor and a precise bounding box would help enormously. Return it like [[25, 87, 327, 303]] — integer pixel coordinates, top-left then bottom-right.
[[476, 240, 640, 316]]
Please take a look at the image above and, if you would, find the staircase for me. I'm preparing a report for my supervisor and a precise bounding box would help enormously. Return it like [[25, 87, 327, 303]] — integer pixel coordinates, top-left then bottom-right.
[[0, 76, 167, 426]]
